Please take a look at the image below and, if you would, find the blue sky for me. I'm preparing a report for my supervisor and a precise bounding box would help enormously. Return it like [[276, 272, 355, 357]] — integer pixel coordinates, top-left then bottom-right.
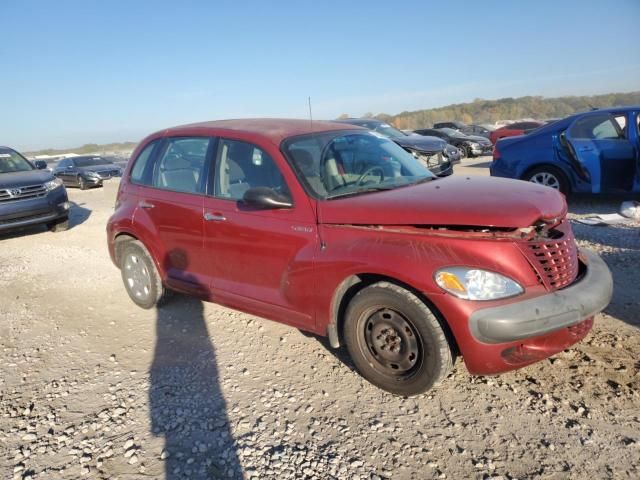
[[2, 0, 639, 150]]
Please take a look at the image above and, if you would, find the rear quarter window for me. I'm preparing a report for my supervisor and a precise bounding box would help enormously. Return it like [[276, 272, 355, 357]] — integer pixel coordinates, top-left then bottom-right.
[[130, 140, 160, 186]]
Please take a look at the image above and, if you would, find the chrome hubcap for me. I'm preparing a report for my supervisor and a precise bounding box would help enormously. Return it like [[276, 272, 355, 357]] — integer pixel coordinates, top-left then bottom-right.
[[124, 253, 151, 300], [530, 172, 560, 190]]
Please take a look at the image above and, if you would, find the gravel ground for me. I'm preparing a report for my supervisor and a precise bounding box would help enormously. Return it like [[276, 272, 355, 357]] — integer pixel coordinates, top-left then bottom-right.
[[1, 159, 638, 480]]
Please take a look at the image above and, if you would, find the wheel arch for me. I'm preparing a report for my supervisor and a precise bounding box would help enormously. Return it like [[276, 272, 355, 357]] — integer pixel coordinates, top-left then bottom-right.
[[521, 163, 572, 194], [327, 273, 460, 357]]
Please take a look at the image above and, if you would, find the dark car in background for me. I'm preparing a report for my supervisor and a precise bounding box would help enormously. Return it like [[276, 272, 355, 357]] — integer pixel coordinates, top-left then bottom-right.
[[491, 106, 640, 195], [489, 121, 544, 144], [0, 146, 70, 233], [334, 119, 458, 175], [460, 124, 493, 138], [433, 121, 466, 130], [414, 128, 493, 158], [54, 156, 123, 189], [434, 122, 493, 139]]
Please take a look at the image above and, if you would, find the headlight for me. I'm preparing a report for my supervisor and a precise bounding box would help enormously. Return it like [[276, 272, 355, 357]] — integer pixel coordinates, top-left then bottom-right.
[[469, 142, 480, 148], [435, 267, 523, 300], [87, 171, 101, 178], [44, 178, 63, 191]]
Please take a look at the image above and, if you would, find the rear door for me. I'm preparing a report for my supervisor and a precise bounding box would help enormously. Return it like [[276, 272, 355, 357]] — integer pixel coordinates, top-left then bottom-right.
[[131, 136, 215, 295], [565, 112, 636, 193], [202, 137, 318, 329]]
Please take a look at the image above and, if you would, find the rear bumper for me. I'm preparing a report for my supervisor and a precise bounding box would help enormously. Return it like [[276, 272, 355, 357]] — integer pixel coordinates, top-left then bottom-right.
[[0, 187, 70, 231], [469, 249, 612, 343]]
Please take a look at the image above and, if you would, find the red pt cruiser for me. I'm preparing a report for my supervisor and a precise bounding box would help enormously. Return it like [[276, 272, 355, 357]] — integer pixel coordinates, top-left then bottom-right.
[[107, 119, 613, 396]]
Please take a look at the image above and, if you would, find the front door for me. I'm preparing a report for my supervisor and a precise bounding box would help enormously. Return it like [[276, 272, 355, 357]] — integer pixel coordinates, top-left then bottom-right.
[[564, 112, 636, 193], [202, 137, 318, 329]]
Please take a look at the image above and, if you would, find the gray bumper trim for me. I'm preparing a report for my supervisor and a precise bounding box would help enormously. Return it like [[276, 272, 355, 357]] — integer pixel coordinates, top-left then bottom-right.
[[469, 249, 613, 344]]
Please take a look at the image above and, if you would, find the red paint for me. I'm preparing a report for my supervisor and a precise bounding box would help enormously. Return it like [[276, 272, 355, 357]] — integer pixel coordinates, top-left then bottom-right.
[[107, 119, 594, 376], [490, 121, 544, 144]]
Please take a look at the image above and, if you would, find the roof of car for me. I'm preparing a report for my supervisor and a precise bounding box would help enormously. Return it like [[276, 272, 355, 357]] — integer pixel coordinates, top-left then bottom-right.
[[161, 118, 363, 144]]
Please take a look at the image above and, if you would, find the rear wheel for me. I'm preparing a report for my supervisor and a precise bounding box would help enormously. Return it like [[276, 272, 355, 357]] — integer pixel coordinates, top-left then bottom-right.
[[343, 282, 453, 396], [526, 165, 569, 196], [120, 240, 165, 309]]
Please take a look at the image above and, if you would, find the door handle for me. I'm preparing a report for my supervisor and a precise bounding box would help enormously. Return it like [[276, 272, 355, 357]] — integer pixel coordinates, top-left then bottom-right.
[[204, 212, 226, 222], [138, 200, 154, 209]]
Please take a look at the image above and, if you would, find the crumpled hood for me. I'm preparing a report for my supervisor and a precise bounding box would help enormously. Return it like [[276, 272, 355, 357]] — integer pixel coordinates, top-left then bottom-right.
[[0, 170, 54, 189], [394, 135, 446, 153], [318, 176, 566, 228]]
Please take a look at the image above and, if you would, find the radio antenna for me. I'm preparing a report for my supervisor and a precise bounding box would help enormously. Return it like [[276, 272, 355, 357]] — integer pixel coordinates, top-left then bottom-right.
[[308, 96, 313, 129]]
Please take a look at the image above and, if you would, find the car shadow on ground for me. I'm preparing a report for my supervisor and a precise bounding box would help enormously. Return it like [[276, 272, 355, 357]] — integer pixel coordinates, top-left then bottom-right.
[[68, 201, 92, 229], [298, 330, 356, 373], [149, 263, 241, 479], [462, 160, 493, 168]]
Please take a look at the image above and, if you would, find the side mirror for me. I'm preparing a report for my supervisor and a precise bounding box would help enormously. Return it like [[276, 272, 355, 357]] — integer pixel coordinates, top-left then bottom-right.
[[34, 160, 47, 170], [242, 187, 292, 209]]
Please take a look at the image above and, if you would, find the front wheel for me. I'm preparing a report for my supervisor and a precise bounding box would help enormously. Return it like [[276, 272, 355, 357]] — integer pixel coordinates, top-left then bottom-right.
[[78, 176, 88, 190], [343, 282, 453, 396]]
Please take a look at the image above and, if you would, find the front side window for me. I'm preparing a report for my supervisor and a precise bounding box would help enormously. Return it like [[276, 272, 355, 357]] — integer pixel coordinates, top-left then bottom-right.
[[284, 131, 434, 199], [214, 139, 289, 201], [153, 137, 210, 194], [373, 124, 406, 139], [0, 148, 33, 174]]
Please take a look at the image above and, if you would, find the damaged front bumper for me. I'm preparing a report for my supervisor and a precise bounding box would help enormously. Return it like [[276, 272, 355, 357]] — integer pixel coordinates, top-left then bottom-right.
[[469, 249, 612, 344]]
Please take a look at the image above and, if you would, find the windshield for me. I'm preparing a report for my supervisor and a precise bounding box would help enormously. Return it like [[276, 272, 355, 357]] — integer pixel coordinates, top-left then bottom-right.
[[283, 131, 435, 200], [0, 148, 34, 174], [75, 157, 113, 167], [438, 128, 468, 138], [373, 124, 406, 139]]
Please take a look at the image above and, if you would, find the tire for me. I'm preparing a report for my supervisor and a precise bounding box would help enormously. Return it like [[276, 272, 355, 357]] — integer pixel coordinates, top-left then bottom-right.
[[48, 216, 69, 232], [119, 240, 165, 309], [525, 165, 570, 196], [343, 282, 453, 396], [458, 145, 468, 159], [78, 176, 87, 190]]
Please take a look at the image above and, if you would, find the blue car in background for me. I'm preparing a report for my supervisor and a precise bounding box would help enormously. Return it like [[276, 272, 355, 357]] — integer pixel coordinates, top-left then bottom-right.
[[490, 106, 640, 195]]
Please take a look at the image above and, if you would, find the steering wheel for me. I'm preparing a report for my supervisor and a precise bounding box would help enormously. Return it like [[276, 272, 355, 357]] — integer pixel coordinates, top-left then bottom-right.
[[355, 166, 385, 186]]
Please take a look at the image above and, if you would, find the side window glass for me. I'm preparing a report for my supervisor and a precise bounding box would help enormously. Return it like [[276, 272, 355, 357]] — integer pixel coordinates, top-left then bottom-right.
[[153, 137, 210, 194], [614, 115, 627, 137], [569, 114, 621, 140], [131, 141, 158, 185], [214, 139, 289, 201]]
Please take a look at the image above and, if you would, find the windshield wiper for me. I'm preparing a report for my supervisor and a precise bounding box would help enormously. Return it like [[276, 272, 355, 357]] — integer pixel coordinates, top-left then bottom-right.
[[326, 185, 397, 200]]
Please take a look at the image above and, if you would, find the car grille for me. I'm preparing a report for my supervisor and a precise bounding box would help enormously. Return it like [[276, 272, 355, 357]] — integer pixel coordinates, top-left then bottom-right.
[[517, 221, 579, 291], [0, 184, 47, 203]]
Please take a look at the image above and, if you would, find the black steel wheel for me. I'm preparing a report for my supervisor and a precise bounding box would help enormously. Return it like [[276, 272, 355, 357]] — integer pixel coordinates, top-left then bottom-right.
[[343, 282, 453, 396]]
